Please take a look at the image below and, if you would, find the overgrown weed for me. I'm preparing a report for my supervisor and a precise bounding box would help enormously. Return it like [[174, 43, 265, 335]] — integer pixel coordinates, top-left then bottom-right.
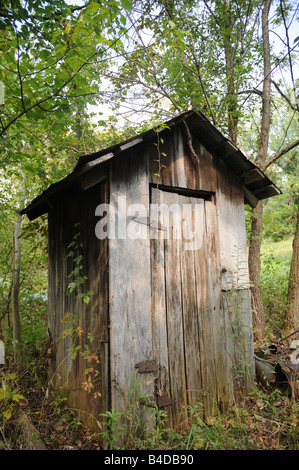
[[95, 377, 299, 450], [1, 356, 298, 450]]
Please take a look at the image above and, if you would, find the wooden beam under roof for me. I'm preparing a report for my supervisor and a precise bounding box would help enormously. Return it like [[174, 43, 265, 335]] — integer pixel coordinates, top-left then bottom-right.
[[252, 184, 282, 200], [241, 168, 265, 185], [243, 186, 259, 208]]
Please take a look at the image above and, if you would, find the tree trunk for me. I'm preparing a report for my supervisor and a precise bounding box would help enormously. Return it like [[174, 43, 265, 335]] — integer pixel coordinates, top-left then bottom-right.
[[248, 0, 272, 342], [248, 201, 265, 341], [12, 210, 22, 362], [224, 0, 238, 144], [16, 409, 47, 450], [284, 210, 299, 340], [12, 170, 27, 363]]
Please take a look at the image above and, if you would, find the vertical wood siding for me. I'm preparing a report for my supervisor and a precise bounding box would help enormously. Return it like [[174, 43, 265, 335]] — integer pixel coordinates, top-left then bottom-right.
[[147, 124, 253, 424], [109, 149, 155, 432], [148, 124, 217, 192], [48, 181, 109, 428], [215, 157, 255, 395], [151, 188, 227, 427]]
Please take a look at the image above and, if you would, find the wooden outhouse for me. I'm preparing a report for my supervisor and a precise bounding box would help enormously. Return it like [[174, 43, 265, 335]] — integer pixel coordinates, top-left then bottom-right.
[[22, 110, 280, 432]]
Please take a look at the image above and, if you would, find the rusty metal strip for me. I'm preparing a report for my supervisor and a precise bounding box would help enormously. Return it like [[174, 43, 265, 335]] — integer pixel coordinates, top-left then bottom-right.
[[139, 395, 176, 409], [135, 359, 158, 373], [156, 397, 176, 408]]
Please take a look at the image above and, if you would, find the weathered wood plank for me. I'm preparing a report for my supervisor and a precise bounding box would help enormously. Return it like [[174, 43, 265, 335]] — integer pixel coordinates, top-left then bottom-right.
[[241, 168, 265, 185], [81, 182, 109, 424], [109, 149, 154, 431], [215, 157, 254, 399], [151, 129, 174, 188], [148, 125, 217, 193], [162, 190, 188, 429], [243, 186, 259, 208], [252, 183, 281, 200], [179, 196, 204, 410], [150, 188, 173, 428], [173, 126, 187, 188], [48, 200, 68, 388], [189, 137, 217, 192], [192, 200, 218, 416], [48, 182, 110, 430], [78, 165, 107, 191], [151, 189, 228, 423], [216, 159, 250, 291], [204, 198, 232, 412]]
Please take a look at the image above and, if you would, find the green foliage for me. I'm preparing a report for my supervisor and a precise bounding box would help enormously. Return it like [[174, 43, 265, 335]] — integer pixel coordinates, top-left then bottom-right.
[[260, 238, 292, 336], [58, 410, 83, 443], [65, 226, 94, 301], [263, 196, 297, 241], [97, 376, 299, 450], [59, 228, 100, 396], [0, 0, 131, 136], [0, 0, 136, 197], [109, 0, 271, 135], [99, 408, 125, 450], [0, 373, 25, 421], [0, 177, 48, 374]]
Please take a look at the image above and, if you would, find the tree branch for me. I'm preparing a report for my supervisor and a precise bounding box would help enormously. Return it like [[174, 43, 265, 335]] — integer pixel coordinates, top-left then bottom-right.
[[264, 139, 299, 170], [125, 10, 181, 113], [238, 88, 263, 97], [179, 6, 217, 124], [271, 79, 299, 112], [0, 16, 142, 138], [254, 0, 272, 168], [14, 20, 26, 112], [279, 0, 299, 111]]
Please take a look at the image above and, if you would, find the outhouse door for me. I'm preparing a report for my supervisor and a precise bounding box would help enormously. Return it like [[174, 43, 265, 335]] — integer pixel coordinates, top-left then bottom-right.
[[150, 187, 223, 428]]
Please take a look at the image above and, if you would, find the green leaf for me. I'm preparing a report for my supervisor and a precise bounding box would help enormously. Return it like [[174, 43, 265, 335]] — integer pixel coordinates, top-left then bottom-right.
[[12, 393, 24, 402], [85, 2, 101, 14], [0, 389, 10, 400], [51, 29, 62, 44], [121, 0, 132, 10], [4, 408, 12, 420]]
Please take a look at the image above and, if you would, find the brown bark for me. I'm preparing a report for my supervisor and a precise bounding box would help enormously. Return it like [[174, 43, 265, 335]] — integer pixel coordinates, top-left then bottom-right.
[[248, 201, 265, 341], [255, 0, 272, 171], [248, 0, 272, 342], [284, 211, 299, 340], [12, 170, 27, 363], [224, 0, 238, 144], [12, 210, 22, 362]]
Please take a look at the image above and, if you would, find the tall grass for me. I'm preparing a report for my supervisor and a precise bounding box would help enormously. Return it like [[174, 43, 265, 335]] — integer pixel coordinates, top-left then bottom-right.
[[260, 237, 292, 338]]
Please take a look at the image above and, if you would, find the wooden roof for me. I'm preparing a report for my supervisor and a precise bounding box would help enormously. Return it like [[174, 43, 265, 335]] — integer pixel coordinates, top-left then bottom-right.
[[21, 109, 281, 220]]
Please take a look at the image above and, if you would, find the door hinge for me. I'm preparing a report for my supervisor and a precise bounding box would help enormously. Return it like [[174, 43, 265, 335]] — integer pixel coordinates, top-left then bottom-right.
[[135, 359, 158, 373], [156, 397, 176, 408], [140, 395, 176, 409]]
